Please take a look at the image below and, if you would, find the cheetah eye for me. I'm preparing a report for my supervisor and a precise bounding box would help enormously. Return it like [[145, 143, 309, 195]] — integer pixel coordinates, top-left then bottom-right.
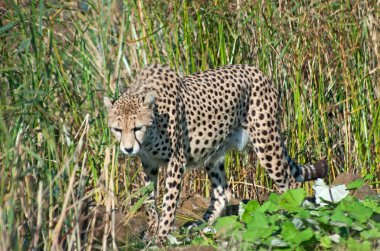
[[112, 127, 122, 133], [134, 126, 143, 132]]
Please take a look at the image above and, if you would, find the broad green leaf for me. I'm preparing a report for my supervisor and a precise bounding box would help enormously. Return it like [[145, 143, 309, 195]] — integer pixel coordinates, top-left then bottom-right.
[[331, 210, 353, 226], [346, 238, 371, 251], [280, 189, 306, 211], [243, 226, 275, 243], [296, 228, 314, 243], [281, 221, 298, 241], [320, 236, 332, 248], [191, 236, 215, 246], [243, 212, 277, 243], [281, 221, 314, 244], [242, 200, 260, 222], [363, 174, 374, 181], [346, 179, 365, 190], [214, 216, 241, 236], [296, 208, 311, 219], [282, 188, 306, 207], [245, 212, 268, 230], [361, 198, 380, 213], [268, 213, 285, 225], [258, 200, 281, 213], [245, 200, 260, 213], [343, 200, 373, 223], [268, 193, 281, 205], [360, 228, 380, 240]]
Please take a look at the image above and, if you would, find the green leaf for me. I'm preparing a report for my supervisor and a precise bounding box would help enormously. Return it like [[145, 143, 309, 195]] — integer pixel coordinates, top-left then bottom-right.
[[346, 179, 365, 189], [281, 221, 314, 244], [320, 236, 332, 248], [336, 197, 373, 223], [243, 226, 276, 243], [345, 200, 373, 223], [245, 212, 268, 230], [346, 238, 371, 251], [298, 228, 314, 243], [296, 208, 311, 219], [316, 211, 331, 225], [268, 213, 286, 225], [361, 198, 380, 214], [268, 192, 281, 205], [242, 200, 261, 222], [243, 211, 279, 243], [245, 200, 261, 213], [191, 236, 215, 246], [280, 221, 298, 241], [281, 188, 306, 211], [214, 216, 242, 236], [360, 228, 380, 240], [331, 210, 353, 226], [363, 174, 374, 181], [258, 200, 281, 213], [284, 188, 306, 205]]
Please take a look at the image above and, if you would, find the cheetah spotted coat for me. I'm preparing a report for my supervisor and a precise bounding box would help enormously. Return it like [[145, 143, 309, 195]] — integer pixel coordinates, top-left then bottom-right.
[[104, 64, 328, 244]]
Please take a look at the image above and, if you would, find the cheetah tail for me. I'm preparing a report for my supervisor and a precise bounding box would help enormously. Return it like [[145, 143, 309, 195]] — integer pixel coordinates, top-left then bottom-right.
[[294, 159, 329, 182], [302, 159, 329, 181]]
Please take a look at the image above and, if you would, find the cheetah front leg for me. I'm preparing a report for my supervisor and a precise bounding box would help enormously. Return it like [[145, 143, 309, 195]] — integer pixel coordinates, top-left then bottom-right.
[[157, 157, 185, 244], [141, 165, 159, 239], [203, 157, 232, 223]]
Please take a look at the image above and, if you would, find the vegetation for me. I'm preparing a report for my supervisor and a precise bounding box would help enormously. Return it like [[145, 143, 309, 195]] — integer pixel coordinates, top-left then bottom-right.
[[188, 188, 380, 250], [0, 0, 378, 250]]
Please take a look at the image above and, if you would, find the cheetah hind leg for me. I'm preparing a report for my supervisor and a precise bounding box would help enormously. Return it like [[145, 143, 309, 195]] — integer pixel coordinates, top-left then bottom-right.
[[203, 157, 232, 223], [248, 126, 328, 192]]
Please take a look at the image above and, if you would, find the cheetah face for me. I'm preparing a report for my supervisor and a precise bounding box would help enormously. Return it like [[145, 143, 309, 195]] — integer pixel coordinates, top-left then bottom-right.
[[104, 92, 156, 155]]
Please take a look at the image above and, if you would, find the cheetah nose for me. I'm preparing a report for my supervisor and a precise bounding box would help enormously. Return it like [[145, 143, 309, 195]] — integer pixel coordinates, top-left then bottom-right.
[[124, 147, 133, 154]]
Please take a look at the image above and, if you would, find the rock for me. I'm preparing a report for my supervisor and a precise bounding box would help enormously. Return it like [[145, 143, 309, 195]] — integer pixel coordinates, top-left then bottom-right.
[[332, 173, 361, 185], [176, 194, 210, 226], [332, 173, 377, 200]]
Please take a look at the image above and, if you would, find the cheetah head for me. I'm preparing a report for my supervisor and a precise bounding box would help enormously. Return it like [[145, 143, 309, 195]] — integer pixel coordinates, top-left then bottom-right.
[[104, 92, 156, 155]]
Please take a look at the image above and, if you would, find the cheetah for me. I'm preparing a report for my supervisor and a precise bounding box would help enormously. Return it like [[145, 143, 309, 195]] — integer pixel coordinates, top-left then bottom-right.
[[104, 64, 328, 244]]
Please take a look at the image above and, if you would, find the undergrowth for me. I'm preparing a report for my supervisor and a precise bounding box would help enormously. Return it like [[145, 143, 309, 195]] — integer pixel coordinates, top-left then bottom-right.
[[184, 187, 380, 251]]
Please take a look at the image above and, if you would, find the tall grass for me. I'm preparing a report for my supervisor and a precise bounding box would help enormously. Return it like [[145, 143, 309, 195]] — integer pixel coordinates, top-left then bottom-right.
[[0, 0, 379, 249]]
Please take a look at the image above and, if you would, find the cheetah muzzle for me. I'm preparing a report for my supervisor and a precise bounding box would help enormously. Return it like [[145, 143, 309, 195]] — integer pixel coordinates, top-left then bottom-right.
[[104, 64, 328, 244]]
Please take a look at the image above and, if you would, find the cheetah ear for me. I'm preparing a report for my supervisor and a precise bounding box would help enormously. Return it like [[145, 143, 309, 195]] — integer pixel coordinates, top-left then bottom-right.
[[103, 97, 113, 112], [142, 91, 156, 109]]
